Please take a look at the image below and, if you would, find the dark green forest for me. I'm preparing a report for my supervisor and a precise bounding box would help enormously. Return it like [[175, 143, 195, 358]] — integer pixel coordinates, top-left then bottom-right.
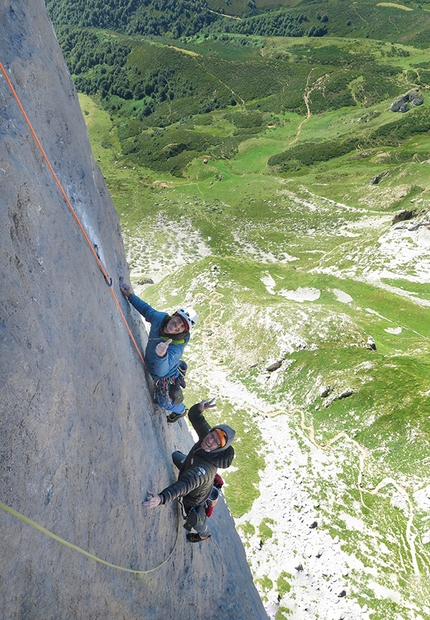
[[45, 0, 218, 37], [49, 0, 329, 106], [45, 0, 430, 176], [46, 0, 322, 37]]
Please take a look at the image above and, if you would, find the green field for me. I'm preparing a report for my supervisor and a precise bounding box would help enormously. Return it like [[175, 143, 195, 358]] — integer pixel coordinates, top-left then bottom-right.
[[67, 4, 430, 614]]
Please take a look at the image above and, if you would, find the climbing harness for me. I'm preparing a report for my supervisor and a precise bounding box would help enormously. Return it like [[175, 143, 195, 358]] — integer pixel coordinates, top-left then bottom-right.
[[154, 375, 178, 393], [0, 61, 146, 370], [153, 361, 187, 409]]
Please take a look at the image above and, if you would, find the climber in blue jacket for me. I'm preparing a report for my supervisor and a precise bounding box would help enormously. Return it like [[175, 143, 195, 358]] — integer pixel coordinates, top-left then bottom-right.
[[120, 281, 198, 423]]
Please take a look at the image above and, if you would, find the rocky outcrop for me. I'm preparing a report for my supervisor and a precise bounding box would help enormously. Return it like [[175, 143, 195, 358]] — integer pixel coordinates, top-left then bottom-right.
[[266, 360, 283, 372], [0, 1, 266, 618], [391, 209, 417, 225], [390, 89, 424, 113], [370, 170, 390, 185]]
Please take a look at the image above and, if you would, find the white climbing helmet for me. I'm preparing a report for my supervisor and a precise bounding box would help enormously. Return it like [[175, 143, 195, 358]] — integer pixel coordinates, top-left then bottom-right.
[[175, 307, 198, 330]]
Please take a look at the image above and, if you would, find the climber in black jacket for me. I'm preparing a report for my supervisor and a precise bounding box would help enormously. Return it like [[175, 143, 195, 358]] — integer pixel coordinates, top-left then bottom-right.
[[142, 398, 235, 542]]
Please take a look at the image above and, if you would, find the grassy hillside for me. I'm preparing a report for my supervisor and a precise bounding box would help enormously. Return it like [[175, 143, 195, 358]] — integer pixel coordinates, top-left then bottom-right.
[[80, 48, 430, 611], [60, 30, 430, 184], [56, 2, 430, 616]]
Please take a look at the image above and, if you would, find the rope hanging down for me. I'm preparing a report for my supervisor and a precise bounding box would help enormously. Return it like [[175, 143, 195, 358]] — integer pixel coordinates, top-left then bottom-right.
[[0, 61, 146, 369], [0, 63, 177, 571], [0, 500, 181, 575]]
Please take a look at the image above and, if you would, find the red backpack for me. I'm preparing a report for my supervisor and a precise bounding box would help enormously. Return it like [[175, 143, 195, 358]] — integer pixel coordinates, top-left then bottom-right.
[[205, 474, 224, 517]]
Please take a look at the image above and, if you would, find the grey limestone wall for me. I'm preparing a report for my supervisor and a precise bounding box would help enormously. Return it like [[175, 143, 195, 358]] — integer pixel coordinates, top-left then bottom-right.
[[0, 1, 266, 618]]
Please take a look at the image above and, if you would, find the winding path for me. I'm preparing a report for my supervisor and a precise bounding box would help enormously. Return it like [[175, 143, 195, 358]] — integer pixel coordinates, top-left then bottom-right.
[[290, 69, 330, 145]]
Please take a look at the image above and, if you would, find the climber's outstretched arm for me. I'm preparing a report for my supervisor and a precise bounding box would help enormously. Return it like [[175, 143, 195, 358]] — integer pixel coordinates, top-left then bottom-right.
[[142, 491, 162, 509]]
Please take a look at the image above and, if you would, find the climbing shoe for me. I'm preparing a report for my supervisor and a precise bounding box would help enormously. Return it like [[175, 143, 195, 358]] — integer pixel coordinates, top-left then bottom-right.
[[186, 533, 211, 543], [166, 410, 187, 424]]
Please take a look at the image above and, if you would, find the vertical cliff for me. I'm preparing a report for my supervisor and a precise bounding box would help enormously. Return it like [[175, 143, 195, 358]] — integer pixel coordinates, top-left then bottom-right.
[[0, 1, 266, 618]]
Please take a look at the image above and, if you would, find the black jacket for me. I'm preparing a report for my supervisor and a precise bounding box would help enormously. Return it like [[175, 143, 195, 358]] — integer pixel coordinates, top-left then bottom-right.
[[159, 404, 235, 509]]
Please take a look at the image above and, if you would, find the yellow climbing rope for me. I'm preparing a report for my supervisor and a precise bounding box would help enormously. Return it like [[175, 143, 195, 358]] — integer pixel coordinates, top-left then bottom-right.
[[0, 500, 181, 575]]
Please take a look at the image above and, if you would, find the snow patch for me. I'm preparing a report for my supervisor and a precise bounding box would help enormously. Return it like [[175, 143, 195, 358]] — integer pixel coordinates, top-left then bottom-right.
[[332, 288, 353, 303], [261, 272, 276, 294], [260, 273, 322, 302], [279, 287, 321, 302], [385, 326, 402, 335]]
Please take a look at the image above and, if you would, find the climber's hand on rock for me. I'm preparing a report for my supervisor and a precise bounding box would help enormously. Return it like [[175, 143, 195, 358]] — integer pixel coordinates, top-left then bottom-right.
[[120, 283, 132, 298], [156, 339, 172, 357], [198, 398, 216, 412], [142, 492, 162, 508]]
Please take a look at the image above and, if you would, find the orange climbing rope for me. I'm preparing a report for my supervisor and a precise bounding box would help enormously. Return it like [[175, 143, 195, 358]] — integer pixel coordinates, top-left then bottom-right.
[[0, 63, 193, 574], [0, 62, 146, 369]]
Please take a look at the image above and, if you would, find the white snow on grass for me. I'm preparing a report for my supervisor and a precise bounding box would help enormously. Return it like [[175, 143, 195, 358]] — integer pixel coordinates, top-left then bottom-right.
[[260, 274, 321, 302], [261, 272, 277, 294], [332, 288, 353, 303], [385, 326, 402, 335], [278, 287, 321, 302], [123, 212, 212, 284]]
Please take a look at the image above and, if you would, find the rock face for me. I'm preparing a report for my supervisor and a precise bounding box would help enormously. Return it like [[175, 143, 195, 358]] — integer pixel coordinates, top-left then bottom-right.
[[391, 209, 417, 225], [0, 2, 266, 618], [370, 170, 390, 185], [390, 89, 424, 112]]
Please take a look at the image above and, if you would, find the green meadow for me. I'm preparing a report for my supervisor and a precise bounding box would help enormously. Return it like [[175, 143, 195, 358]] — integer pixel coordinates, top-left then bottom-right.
[[76, 15, 430, 615]]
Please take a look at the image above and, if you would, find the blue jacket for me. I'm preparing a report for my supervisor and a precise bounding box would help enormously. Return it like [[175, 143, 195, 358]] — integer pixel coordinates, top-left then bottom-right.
[[128, 294, 190, 380]]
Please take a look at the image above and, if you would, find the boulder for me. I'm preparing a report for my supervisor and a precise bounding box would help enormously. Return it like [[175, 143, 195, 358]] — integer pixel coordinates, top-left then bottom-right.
[[392, 210, 417, 225], [370, 170, 390, 185], [266, 360, 282, 372], [390, 90, 424, 112]]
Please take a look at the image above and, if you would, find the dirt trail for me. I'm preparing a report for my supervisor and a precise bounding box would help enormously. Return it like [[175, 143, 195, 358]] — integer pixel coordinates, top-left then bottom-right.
[[290, 70, 330, 145], [208, 8, 241, 20], [297, 407, 420, 577], [351, 3, 368, 24]]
